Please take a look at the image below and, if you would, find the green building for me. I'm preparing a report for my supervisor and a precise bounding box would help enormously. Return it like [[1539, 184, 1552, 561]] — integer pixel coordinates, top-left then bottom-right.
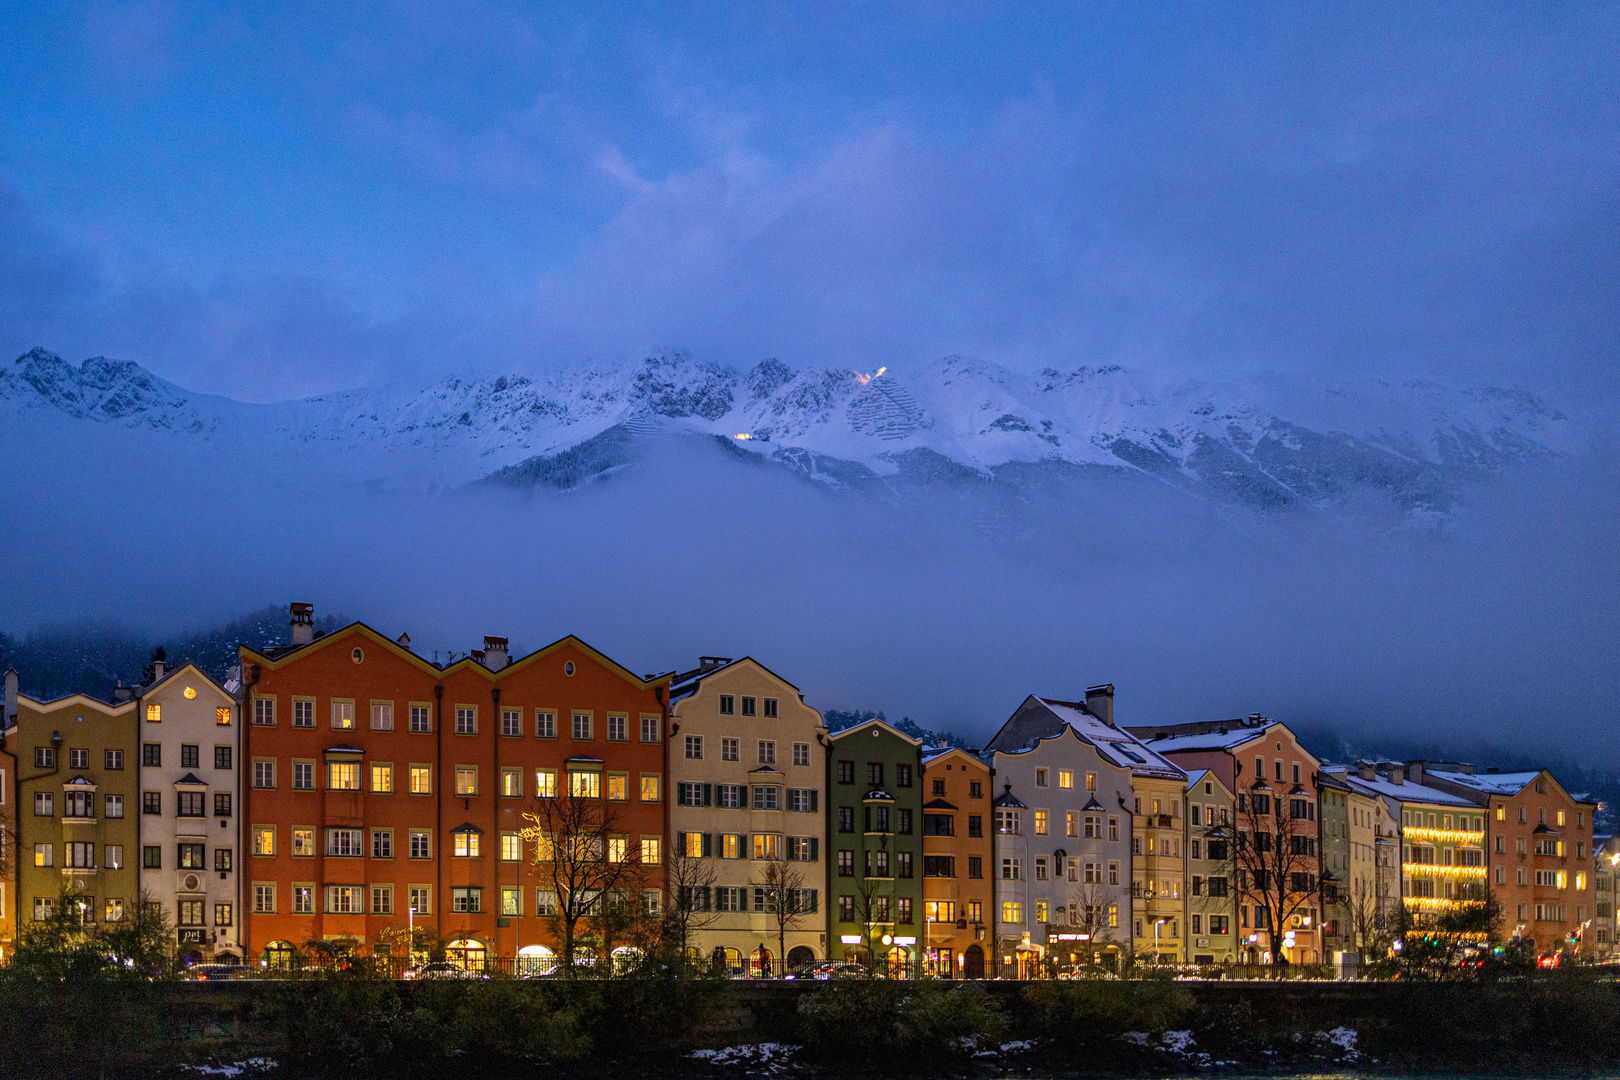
[[16, 691, 142, 933], [827, 719, 924, 976]]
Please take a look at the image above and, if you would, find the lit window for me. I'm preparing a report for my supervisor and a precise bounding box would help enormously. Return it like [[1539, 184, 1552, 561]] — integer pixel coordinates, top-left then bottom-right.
[[216, 707, 231, 726], [1058, 770, 1073, 789], [569, 771, 601, 799], [607, 837, 628, 862], [331, 702, 354, 729], [607, 774, 628, 801], [454, 831, 481, 858], [535, 770, 557, 798], [455, 767, 478, 796], [502, 768, 523, 797], [640, 774, 661, 802], [252, 827, 275, 856], [409, 766, 432, 795], [371, 763, 393, 793], [1001, 901, 1022, 924], [146, 703, 161, 723], [328, 762, 360, 790], [641, 838, 660, 864], [502, 833, 523, 861]]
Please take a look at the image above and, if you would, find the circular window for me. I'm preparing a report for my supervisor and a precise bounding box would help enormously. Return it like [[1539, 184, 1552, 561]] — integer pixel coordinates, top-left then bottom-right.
[[352, 648, 364, 664], [183, 687, 197, 700], [564, 661, 575, 676]]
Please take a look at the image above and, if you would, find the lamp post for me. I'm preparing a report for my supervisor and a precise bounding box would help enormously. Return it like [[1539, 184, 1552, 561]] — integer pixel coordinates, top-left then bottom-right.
[[1153, 917, 1167, 963]]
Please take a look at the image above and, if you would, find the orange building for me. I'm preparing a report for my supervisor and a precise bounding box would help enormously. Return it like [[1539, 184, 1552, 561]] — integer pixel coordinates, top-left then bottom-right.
[[240, 606, 669, 971], [920, 747, 992, 978]]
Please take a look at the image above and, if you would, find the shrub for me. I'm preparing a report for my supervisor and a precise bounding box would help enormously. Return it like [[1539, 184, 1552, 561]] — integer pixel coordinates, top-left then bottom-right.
[[798, 981, 1007, 1066]]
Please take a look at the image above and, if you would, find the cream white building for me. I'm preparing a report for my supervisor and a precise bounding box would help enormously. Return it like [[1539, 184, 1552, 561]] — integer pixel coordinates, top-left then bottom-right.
[[136, 663, 241, 964], [668, 657, 828, 975]]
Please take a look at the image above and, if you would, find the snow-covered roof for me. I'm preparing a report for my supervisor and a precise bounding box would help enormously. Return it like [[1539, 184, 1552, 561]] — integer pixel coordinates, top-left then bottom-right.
[[1426, 770, 1541, 796], [1140, 725, 1279, 754], [1342, 772, 1474, 807], [1183, 769, 1209, 792], [1035, 698, 1184, 780]]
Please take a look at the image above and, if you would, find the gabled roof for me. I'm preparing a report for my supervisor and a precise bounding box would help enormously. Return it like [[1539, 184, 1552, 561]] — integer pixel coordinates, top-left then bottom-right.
[[1138, 722, 1290, 755], [1426, 770, 1543, 797], [668, 656, 812, 708], [243, 623, 667, 691], [63, 774, 96, 787], [1033, 698, 1184, 780], [173, 772, 207, 787], [994, 786, 1027, 808], [1341, 772, 1473, 807], [828, 717, 923, 747], [1082, 796, 1106, 812], [924, 798, 957, 810], [139, 662, 233, 704], [18, 692, 136, 716]]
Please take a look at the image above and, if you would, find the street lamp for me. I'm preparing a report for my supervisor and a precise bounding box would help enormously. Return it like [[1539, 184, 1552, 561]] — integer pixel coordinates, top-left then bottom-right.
[[1153, 917, 1167, 962]]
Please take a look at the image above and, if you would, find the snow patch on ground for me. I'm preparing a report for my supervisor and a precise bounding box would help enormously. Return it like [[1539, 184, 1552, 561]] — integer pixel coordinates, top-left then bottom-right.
[[690, 1043, 801, 1067], [179, 1059, 278, 1077]]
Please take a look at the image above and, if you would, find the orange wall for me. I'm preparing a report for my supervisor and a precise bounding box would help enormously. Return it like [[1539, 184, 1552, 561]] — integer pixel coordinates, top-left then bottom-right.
[[241, 626, 667, 962]]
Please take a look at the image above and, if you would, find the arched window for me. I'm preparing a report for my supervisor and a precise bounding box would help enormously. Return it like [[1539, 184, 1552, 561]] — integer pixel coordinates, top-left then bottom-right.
[[446, 938, 486, 971], [517, 944, 556, 977], [261, 940, 299, 970]]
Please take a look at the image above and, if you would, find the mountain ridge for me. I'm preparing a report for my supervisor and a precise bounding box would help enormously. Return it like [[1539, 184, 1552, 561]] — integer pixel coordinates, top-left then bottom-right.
[[1, 346, 1573, 514]]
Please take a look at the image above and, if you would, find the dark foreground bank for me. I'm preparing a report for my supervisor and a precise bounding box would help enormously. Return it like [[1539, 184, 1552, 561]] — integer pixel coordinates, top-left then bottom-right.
[[4, 974, 1619, 1079]]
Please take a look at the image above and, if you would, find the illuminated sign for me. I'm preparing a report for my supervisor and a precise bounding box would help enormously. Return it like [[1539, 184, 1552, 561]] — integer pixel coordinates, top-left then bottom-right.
[[839, 935, 863, 945]]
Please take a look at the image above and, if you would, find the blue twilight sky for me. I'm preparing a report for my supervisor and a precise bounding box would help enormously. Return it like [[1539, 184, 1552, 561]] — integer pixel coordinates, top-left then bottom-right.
[[1, 2, 1617, 403]]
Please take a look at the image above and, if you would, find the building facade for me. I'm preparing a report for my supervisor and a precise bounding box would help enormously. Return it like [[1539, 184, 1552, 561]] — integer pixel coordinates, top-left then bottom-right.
[[667, 657, 827, 976], [1423, 765, 1598, 958], [1, 669, 17, 956], [241, 608, 670, 972], [827, 719, 924, 976], [1185, 770, 1236, 964], [1593, 834, 1618, 959], [14, 692, 141, 942], [1136, 716, 1323, 964], [986, 690, 1162, 974], [1318, 765, 1395, 963], [920, 746, 992, 978], [136, 663, 241, 963]]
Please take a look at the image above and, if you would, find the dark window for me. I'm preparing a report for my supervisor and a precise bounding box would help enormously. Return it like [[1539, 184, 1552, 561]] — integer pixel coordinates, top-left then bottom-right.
[[178, 843, 206, 869], [867, 763, 883, 787], [215, 848, 233, 872], [837, 850, 854, 877], [838, 895, 855, 922], [214, 793, 232, 817], [924, 855, 956, 877], [177, 792, 205, 817], [967, 856, 983, 879], [740, 696, 756, 716], [838, 808, 854, 833], [142, 791, 162, 815], [68, 749, 89, 769], [1206, 840, 1228, 862], [895, 852, 913, 878], [718, 695, 735, 715], [215, 746, 232, 770], [897, 809, 913, 834], [34, 747, 54, 768], [1291, 872, 1315, 893], [924, 814, 954, 836], [895, 764, 912, 787], [143, 846, 162, 869], [837, 761, 854, 784], [931, 779, 946, 796], [967, 815, 983, 837], [762, 698, 778, 718], [142, 744, 161, 767], [969, 781, 982, 799], [104, 750, 124, 770], [181, 744, 200, 769]]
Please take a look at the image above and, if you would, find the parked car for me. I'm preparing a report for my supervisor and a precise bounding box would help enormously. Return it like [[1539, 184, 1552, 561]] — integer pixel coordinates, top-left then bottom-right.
[[406, 962, 487, 980], [784, 961, 869, 981], [182, 964, 247, 981]]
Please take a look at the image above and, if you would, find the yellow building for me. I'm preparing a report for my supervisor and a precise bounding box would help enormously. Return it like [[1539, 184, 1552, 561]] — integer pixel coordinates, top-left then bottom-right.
[[1131, 771, 1187, 962]]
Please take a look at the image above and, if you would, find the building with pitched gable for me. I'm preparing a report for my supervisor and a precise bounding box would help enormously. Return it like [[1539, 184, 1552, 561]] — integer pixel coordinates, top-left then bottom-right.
[[986, 687, 1178, 972], [920, 745, 992, 977], [241, 605, 671, 973], [666, 656, 827, 976], [1133, 715, 1322, 964], [827, 718, 924, 975], [13, 688, 141, 944], [136, 661, 242, 964], [1421, 763, 1598, 957], [1185, 769, 1237, 964]]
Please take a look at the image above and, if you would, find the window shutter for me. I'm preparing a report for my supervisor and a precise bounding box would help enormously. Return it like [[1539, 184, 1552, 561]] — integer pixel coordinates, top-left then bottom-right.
[[806, 888, 817, 913], [700, 885, 711, 911], [677, 831, 687, 854], [785, 838, 798, 862], [809, 837, 819, 862], [809, 789, 818, 812], [701, 832, 712, 858], [702, 783, 712, 807]]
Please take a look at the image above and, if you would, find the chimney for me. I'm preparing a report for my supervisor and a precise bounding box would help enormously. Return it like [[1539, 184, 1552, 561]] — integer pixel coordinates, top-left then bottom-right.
[[699, 656, 732, 674], [1357, 760, 1375, 781], [483, 636, 510, 670], [113, 678, 132, 703], [397, 632, 412, 650], [1388, 764, 1405, 786], [1084, 684, 1115, 727], [153, 659, 166, 682], [471, 649, 486, 666], [1407, 760, 1426, 786], [289, 602, 315, 646], [1247, 713, 1265, 727], [3, 667, 17, 729]]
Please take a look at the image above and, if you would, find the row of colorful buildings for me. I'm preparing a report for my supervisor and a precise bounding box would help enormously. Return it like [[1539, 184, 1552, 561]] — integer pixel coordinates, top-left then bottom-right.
[[0, 604, 1608, 976]]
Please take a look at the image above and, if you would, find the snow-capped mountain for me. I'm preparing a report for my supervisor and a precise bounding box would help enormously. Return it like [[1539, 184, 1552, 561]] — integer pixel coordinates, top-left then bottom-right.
[[0, 346, 1572, 513]]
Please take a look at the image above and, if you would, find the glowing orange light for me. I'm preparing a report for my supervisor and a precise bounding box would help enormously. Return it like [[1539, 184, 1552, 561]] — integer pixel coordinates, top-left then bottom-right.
[[734, 433, 753, 440], [852, 366, 887, 385], [183, 687, 197, 700]]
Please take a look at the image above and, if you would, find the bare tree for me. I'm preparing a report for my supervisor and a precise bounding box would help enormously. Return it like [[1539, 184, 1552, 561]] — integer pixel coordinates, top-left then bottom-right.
[[752, 856, 810, 975], [1230, 778, 1321, 965], [662, 850, 719, 970], [522, 788, 648, 975], [849, 835, 895, 972], [1061, 878, 1121, 967]]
